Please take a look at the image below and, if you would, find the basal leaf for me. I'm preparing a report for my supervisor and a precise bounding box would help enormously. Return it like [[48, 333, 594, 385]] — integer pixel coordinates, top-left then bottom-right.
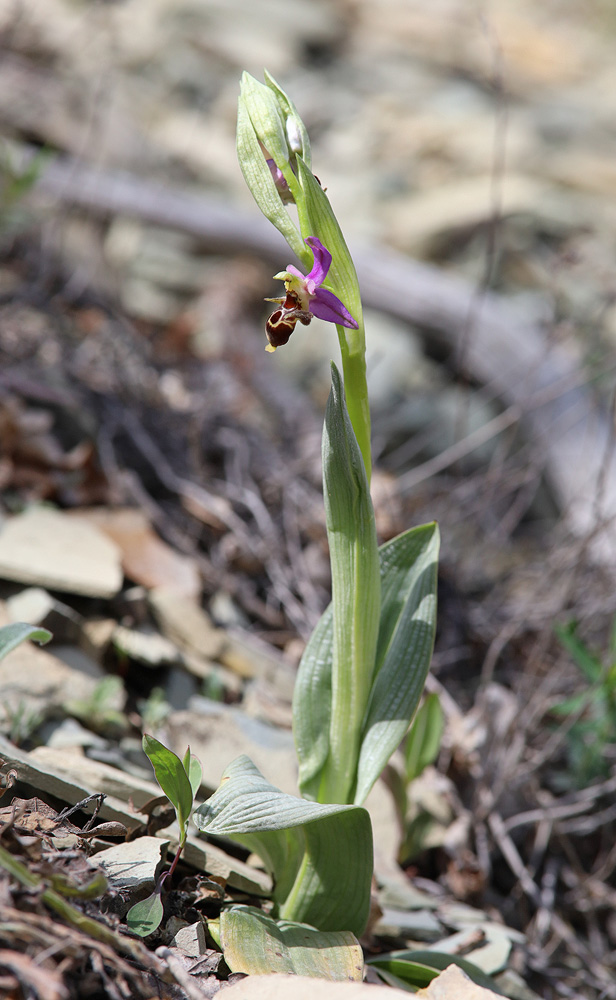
[[143, 735, 193, 831], [126, 890, 164, 937], [0, 623, 52, 662], [354, 522, 439, 805], [219, 906, 363, 981], [193, 755, 372, 935]]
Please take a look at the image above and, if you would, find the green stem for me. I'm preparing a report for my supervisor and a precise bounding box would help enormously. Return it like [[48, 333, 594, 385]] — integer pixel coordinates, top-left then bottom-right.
[[336, 322, 371, 483]]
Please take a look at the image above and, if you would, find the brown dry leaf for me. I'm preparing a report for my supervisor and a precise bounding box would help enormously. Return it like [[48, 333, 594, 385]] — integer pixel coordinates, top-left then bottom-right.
[[72, 508, 201, 598], [0, 796, 80, 839]]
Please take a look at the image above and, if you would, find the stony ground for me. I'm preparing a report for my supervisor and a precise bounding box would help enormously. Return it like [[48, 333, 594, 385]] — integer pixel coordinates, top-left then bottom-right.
[[1, 1, 616, 998]]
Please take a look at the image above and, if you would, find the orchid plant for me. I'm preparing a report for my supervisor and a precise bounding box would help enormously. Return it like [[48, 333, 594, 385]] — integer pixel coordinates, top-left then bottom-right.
[[151, 73, 439, 980]]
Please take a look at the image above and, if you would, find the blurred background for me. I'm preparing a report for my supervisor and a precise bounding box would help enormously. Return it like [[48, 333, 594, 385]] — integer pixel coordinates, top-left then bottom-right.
[[1, 2, 616, 996]]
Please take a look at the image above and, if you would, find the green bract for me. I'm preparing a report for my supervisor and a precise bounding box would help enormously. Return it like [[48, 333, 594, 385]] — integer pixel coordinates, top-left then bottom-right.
[[237, 72, 308, 263]]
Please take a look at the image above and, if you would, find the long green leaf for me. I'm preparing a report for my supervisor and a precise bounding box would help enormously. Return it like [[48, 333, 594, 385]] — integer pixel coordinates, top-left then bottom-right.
[[0, 623, 52, 661], [367, 950, 506, 994], [318, 363, 381, 804], [142, 735, 193, 831], [354, 523, 439, 805], [193, 756, 372, 935], [219, 906, 362, 981]]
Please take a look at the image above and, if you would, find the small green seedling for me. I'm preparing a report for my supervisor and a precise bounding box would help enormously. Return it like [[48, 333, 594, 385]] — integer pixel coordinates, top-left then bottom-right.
[[65, 675, 128, 737], [127, 735, 202, 937], [0, 623, 52, 744], [552, 619, 616, 786]]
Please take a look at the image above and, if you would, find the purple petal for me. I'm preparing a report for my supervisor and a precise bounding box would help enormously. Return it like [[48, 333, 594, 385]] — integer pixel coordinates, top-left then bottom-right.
[[311, 288, 358, 328], [304, 237, 331, 287]]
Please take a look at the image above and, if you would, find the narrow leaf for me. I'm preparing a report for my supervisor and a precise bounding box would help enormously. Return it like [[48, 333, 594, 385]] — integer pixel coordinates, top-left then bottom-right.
[[367, 950, 506, 994], [126, 890, 164, 938], [219, 906, 362, 981], [354, 522, 439, 805], [193, 756, 372, 935], [0, 623, 52, 661], [142, 735, 193, 831]]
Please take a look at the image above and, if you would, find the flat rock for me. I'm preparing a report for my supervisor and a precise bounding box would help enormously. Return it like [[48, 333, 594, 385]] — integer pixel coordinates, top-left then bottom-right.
[[0, 737, 269, 894], [149, 587, 225, 661], [112, 624, 181, 667], [91, 836, 168, 914], [28, 745, 162, 811], [171, 921, 208, 957], [417, 964, 503, 999], [74, 508, 201, 599], [223, 974, 409, 999], [0, 508, 122, 598], [6, 587, 83, 644]]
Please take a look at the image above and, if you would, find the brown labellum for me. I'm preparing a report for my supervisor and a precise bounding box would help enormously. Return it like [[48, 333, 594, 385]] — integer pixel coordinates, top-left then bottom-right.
[[266, 309, 298, 348], [265, 289, 312, 350]]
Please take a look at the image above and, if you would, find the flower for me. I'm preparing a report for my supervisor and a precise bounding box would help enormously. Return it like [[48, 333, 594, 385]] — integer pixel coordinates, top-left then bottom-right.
[[265, 157, 294, 204], [265, 237, 358, 352]]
